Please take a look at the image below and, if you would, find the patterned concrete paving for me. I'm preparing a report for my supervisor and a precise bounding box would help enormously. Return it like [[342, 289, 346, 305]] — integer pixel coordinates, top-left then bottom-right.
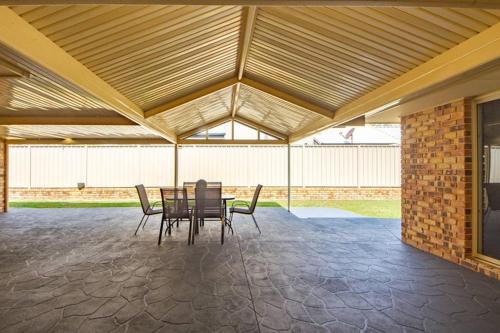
[[1, 207, 500, 333]]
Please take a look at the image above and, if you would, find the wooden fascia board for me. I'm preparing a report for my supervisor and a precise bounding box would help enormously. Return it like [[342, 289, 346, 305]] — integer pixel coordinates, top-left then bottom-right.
[[178, 139, 288, 145], [0, 116, 137, 126], [2, 1, 500, 8], [7, 138, 168, 145]]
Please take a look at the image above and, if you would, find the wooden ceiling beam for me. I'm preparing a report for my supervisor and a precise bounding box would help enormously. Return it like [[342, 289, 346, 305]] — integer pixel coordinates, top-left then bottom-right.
[[144, 77, 238, 118], [0, 7, 177, 143], [145, 75, 334, 122], [178, 139, 287, 145], [2, 1, 500, 8], [0, 58, 30, 78], [7, 138, 168, 145], [178, 115, 232, 139], [230, 83, 241, 118], [334, 115, 365, 128], [234, 115, 288, 139], [231, 7, 257, 119], [240, 77, 335, 118], [237, 6, 257, 81], [290, 20, 500, 143], [0, 116, 136, 126]]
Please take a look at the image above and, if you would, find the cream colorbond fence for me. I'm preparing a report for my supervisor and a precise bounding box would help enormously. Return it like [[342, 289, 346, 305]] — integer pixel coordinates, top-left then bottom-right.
[[9, 144, 400, 188]]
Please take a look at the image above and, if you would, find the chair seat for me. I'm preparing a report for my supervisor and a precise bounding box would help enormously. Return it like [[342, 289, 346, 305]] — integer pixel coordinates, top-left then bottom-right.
[[164, 206, 191, 218], [230, 207, 251, 214], [196, 210, 223, 218], [146, 208, 162, 215]]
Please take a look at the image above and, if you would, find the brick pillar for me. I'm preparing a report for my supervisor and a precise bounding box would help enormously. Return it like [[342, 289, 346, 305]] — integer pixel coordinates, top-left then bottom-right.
[[0, 140, 7, 212], [401, 98, 500, 279]]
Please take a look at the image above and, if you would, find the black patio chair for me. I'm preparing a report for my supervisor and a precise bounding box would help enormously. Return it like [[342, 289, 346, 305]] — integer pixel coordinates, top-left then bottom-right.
[[192, 179, 225, 244], [134, 184, 162, 235], [184, 181, 222, 226], [485, 183, 500, 224], [229, 184, 263, 234], [159, 187, 192, 245]]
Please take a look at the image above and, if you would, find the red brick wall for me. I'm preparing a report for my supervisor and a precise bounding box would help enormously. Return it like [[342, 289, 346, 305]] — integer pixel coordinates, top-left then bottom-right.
[[9, 186, 401, 202], [401, 98, 500, 279]]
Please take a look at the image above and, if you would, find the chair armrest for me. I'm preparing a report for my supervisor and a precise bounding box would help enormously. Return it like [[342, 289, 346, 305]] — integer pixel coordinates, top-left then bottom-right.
[[232, 200, 250, 208], [150, 201, 162, 209]]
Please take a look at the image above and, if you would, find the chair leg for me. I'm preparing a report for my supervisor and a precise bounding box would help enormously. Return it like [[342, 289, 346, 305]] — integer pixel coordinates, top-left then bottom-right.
[[177, 218, 179, 228], [168, 218, 172, 235], [188, 215, 193, 245], [229, 212, 234, 235], [134, 215, 146, 236], [221, 218, 225, 245], [142, 215, 150, 229], [251, 214, 261, 234], [191, 218, 196, 245], [158, 218, 164, 245]]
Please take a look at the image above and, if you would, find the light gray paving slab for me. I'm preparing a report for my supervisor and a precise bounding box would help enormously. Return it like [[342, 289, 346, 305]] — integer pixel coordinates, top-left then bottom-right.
[[0, 207, 499, 332]]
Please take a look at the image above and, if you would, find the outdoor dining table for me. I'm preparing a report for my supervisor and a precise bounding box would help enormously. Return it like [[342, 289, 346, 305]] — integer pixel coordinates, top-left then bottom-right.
[[160, 187, 235, 243]]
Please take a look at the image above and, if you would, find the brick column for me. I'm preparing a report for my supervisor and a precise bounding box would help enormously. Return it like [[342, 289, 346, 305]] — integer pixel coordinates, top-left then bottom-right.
[[0, 140, 7, 212], [401, 98, 500, 279]]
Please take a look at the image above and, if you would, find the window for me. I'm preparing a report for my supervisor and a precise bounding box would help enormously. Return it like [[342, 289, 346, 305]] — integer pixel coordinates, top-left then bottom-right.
[[207, 122, 231, 140], [233, 121, 258, 140], [259, 131, 279, 140], [476, 98, 500, 262]]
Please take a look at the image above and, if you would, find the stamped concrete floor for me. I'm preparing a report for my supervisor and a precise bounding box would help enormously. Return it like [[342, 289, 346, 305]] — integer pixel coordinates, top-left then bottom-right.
[[1, 208, 500, 333]]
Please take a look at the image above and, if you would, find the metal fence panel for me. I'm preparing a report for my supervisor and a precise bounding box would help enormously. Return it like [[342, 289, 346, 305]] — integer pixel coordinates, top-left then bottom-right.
[[8, 144, 401, 188], [8, 146, 30, 188], [358, 146, 401, 187], [177, 145, 287, 186], [138, 146, 175, 187], [299, 146, 359, 186], [87, 146, 174, 187], [30, 146, 86, 187]]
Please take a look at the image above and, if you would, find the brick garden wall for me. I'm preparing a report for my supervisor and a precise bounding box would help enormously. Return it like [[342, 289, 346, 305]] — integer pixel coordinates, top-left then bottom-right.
[[401, 98, 500, 279], [9, 186, 401, 202]]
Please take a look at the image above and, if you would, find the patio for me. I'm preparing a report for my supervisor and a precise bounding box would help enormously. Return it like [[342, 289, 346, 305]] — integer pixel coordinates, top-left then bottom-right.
[[1, 208, 500, 333]]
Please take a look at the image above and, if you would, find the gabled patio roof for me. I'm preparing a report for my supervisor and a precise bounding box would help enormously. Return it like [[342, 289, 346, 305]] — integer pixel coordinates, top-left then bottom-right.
[[2, 1, 500, 144]]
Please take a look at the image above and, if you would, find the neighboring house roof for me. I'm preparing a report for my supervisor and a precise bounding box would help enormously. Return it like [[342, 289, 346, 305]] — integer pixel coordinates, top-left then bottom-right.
[[302, 125, 400, 145]]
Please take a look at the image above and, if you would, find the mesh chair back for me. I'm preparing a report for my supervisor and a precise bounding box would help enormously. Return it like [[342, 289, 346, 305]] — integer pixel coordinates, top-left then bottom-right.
[[184, 181, 221, 196], [195, 181, 222, 219], [183, 182, 197, 198], [135, 184, 151, 214], [486, 183, 500, 211], [249, 185, 263, 213], [160, 188, 190, 218]]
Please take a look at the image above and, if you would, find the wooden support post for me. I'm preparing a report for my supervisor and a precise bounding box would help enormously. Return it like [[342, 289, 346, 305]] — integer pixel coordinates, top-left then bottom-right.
[[174, 144, 179, 188], [2, 140, 8, 212], [287, 143, 291, 213]]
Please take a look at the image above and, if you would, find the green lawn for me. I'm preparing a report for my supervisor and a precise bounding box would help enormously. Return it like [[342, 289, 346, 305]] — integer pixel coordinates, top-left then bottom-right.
[[281, 200, 401, 218], [9, 200, 400, 218]]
